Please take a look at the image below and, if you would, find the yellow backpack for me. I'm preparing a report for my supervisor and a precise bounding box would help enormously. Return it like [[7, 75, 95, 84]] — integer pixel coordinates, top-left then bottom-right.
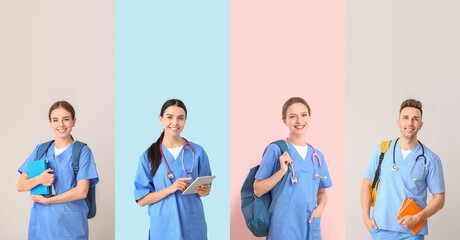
[[370, 140, 392, 207]]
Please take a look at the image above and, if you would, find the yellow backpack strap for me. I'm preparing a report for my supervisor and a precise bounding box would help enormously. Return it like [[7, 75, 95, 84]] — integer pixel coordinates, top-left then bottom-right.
[[380, 140, 391, 153], [371, 140, 392, 189]]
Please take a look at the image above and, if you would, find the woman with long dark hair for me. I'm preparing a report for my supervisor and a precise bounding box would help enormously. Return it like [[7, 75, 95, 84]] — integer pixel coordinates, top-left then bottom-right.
[[134, 99, 212, 239]]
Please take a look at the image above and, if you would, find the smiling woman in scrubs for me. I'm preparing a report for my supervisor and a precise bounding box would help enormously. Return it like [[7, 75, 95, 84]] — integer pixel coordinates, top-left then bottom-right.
[[134, 99, 212, 240], [16, 101, 99, 240], [253, 97, 333, 240]]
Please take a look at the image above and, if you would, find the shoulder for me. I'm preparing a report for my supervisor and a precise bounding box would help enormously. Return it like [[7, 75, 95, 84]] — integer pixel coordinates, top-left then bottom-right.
[[421, 143, 440, 163], [74, 142, 92, 155], [312, 146, 325, 159], [264, 142, 283, 156], [189, 141, 206, 155]]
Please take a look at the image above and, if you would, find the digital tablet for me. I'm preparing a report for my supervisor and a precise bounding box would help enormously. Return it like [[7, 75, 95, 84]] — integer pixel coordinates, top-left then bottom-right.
[[182, 176, 216, 195]]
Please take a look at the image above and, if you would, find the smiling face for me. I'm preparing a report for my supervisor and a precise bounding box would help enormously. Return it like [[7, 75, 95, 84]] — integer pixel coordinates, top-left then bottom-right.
[[49, 107, 76, 140], [159, 105, 187, 138], [397, 107, 423, 140], [283, 102, 311, 137]]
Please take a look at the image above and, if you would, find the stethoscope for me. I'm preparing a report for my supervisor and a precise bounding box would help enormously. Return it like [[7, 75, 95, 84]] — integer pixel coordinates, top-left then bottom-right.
[[285, 138, 327, 186], [159, 137, 195, 179], [391, 138, 426, 181]]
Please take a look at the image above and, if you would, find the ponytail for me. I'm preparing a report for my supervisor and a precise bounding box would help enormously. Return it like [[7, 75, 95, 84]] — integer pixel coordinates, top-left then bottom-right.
[[147, 131, 165, 177]]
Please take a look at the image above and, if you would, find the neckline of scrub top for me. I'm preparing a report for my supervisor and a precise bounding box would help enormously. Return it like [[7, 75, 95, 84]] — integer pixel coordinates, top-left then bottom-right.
[[161, 144, 184, 165], [292, 144, 309, 161], [286, 141, 313, 162], [395, 141, 421, 164], [51, 142, 75, 159]]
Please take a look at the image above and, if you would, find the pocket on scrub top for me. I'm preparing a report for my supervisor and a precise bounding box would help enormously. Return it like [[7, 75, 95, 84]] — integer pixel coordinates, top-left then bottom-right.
[[406, 164, 426, 196], [61, 211, 87, 239], [308, 217, 322, 240]]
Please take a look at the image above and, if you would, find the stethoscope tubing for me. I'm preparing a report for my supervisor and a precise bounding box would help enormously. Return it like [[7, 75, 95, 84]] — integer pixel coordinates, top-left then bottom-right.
[[392, 138, 426, 181], [285, 138, 326, 185], [160, 137, 195, 179]]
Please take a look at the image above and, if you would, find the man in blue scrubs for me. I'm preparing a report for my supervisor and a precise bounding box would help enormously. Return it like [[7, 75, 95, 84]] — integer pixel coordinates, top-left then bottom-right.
[[360, 99, 445, 240]]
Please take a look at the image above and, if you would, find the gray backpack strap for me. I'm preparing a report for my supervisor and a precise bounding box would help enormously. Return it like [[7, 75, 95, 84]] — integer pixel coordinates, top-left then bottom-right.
[[72, 141, 87, 177], [37, 140, 54, 160]]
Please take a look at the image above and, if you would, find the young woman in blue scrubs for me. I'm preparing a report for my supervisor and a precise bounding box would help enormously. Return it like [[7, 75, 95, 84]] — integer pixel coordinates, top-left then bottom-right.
[[16, 101, 99, 240], [134, 99, 212, 240], [253, 97, 333, 240]]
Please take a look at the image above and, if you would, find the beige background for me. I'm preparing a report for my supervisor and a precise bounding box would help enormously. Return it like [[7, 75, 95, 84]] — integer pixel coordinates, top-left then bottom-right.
[[346, 0, 460, 239], [0, 1, 114, 239]]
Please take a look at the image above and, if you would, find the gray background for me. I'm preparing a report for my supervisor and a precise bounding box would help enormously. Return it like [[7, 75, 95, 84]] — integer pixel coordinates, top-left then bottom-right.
[[346, 0, 460, 239], [0, 1, 114, 239]]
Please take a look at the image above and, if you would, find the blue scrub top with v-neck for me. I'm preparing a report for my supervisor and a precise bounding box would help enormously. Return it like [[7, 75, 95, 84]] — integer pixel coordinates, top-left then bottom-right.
[[255, 142, 332, 240], [364, 140, 445, 236], [134, 141, 212, 240], [18, 142, 99, 240]]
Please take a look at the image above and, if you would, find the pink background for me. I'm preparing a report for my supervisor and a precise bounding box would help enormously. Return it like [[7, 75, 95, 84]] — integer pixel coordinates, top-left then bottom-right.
[[230, 0, 345, 239]]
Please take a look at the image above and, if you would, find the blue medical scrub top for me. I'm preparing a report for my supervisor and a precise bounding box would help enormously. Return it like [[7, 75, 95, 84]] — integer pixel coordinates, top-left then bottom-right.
[[134, 142, 212, 240], [255, 142, 332, 240], [364, 140, 445, 236], [18, 143, 99, 240]]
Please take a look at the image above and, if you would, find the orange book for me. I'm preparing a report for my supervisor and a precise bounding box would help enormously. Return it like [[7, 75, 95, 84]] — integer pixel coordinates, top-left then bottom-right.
[[397, 198, 426, 235]]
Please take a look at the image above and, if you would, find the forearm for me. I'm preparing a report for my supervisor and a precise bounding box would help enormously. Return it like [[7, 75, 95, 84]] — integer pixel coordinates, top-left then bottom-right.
[[416, 193, 445, 221], [17, 174, 41, 192], [47, 181, 89, 204], [137, 186, 173, 207], [360, 179, 373, 220], [253, 170, 285, 197], [316, 189, 327, 210]]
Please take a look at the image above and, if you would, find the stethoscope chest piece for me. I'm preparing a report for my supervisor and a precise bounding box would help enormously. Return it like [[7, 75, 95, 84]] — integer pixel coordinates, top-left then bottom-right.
[[167, 173, 175, 179], [392, 164, 398, 171]]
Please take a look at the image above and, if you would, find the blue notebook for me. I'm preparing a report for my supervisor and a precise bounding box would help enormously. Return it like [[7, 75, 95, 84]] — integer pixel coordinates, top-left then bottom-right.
[[28, 159, 51, 195]]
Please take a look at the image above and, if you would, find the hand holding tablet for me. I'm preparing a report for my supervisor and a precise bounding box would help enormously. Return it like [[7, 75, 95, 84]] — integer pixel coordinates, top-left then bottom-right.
[[182, 176, 216, 195]]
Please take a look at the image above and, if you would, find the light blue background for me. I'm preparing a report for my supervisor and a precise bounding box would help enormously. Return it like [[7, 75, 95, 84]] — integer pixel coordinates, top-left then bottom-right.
[[115, 0, 229, 239]]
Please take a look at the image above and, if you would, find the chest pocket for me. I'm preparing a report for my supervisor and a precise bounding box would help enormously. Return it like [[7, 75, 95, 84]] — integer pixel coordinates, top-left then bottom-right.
[[405, 160, 427, 197]]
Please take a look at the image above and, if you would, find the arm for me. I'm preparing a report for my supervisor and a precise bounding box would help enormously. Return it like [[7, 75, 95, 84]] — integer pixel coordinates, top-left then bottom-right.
[[137, 177, 191, 207], [253, 151, 291, 198], [361, 178, 378, 231], [30, 179, 89, 204], [398, 192, 445, 229], [17, 169, 55, 192], [253, 170, 286, 198], [308, 188, 327, 222]]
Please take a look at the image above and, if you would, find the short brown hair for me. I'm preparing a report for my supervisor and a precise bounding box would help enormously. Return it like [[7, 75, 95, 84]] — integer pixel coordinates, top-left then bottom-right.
[[399, 99, 423, 116], [282, 97, 311, 120]]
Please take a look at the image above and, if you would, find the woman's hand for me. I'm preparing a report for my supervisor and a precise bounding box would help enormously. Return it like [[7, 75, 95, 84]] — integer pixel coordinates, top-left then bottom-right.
[[279, 152, 292, 174], [39, 168, 55, 187], [308, 207, 324, 223], [30, 195, 50, 204], [195, 184, 211, 197], [168, 177, 192, 193]]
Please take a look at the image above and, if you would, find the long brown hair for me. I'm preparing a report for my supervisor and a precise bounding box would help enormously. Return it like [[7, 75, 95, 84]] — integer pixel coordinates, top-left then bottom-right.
[[147, 99, 187, 177], [48, 101, 76, 141]]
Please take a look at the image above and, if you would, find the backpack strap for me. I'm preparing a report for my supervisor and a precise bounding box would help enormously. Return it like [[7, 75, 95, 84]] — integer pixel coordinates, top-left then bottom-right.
[[72, 141, 87, 177], [267, 140, 291, 215], [371, 140, 392, 188], [37, 140, 54, 160]]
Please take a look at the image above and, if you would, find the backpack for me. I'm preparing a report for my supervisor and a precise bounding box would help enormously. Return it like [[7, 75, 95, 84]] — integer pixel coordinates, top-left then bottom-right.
[[37, 140, 97, 219], [370, 140, 392, 207], [241, 140, 292, 237]]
